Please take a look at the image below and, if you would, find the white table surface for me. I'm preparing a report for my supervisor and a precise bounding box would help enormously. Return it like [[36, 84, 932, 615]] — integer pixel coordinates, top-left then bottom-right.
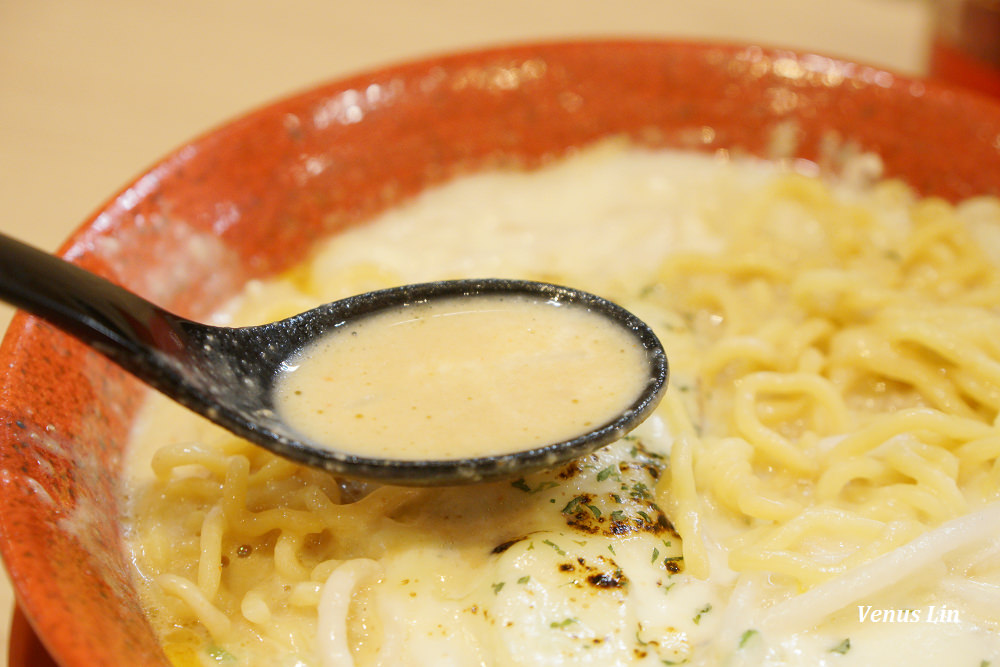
[[0, 0, 932, 663]]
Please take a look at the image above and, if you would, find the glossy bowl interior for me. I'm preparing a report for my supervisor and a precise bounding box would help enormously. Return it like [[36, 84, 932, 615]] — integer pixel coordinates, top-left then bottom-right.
[[3, 39, 1000, 666]]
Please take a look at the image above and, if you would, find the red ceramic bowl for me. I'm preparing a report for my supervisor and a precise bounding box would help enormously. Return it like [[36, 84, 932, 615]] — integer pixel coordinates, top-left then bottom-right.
[[3, 39, 1000, 666]]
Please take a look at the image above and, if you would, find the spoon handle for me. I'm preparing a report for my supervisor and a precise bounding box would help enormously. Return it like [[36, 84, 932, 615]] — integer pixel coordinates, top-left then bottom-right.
[[0, 232, 186, 366]]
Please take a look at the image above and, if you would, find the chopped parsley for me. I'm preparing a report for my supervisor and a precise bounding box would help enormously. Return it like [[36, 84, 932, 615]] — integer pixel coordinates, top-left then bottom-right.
[[511, 478, 559, 494], [692, 603, 713, 625], [738, 629, 759, 648], [830, 638, 851, 654], [511, 478, 531, 492], [542, 539, 567, 556], [559, 496, 603, 520], [550, 617, 578, 629], [561, 495, 585, 514], [597, 465, 619, 482], [491, 582, 505, 595], [630, 482, 652, 500]]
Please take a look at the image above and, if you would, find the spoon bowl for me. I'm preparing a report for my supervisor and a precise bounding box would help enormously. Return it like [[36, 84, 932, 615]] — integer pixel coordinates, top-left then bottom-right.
[[0, 232, 667, 485]]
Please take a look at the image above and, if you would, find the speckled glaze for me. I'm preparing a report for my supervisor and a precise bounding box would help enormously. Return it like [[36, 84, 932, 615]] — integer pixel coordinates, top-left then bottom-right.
[[2, 40, 1000, 666]]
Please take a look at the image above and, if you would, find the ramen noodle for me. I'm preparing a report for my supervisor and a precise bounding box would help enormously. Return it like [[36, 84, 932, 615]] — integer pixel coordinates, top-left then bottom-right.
[[124, 142, 1000, 666]]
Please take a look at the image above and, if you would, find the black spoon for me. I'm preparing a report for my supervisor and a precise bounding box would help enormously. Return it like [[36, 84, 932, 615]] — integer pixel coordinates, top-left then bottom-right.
[[0, 232, 668, 485]]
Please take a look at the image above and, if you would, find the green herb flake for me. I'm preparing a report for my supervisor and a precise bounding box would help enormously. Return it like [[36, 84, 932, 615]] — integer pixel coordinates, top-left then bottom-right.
[[692, 603, 713, 625], [492, 581, 505, 595], [611, 510, 626, 522], [517, 576, 530, 584], [830, 638, 851, 655], [561, 495, 586, 514], [608, 544, 617, 555], [586, 504, 602, 519], [651, 548, 660, 564], [550, 617, 578, 629], [512, 478, 558, 494], [543, 539, 567, 556], [738, 629, 758, 648], [511, 478, 532, 493], [597, 465, 617, 482], [631, 482, 651, 500]]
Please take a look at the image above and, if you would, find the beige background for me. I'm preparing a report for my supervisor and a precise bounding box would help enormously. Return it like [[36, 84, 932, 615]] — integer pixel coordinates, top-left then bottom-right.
[[0, 0, 932, 662]]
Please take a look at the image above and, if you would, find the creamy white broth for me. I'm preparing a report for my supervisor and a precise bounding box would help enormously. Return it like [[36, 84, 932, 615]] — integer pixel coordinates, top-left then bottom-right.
[[124, 144, 1000, 667], [274, 294, 652, 460]]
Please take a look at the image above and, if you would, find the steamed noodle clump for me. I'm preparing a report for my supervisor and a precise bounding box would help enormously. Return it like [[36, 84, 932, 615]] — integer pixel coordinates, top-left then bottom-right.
[[125, 143, 1000, 667]]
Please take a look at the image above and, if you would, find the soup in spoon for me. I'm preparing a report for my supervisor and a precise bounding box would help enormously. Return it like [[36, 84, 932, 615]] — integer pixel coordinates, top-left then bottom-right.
[[274, 293, 656, 460]]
